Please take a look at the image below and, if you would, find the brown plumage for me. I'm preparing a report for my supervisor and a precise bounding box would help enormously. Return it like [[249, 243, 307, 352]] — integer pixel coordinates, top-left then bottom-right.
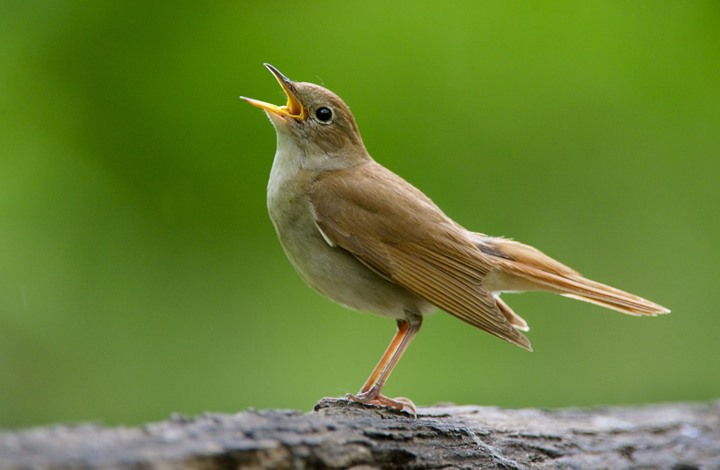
[[311, 162, 531, 350], [242, 64, 669, 415]]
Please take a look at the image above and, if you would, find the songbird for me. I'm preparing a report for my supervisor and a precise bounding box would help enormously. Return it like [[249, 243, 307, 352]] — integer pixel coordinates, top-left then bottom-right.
[[241, 64, 669, 415]]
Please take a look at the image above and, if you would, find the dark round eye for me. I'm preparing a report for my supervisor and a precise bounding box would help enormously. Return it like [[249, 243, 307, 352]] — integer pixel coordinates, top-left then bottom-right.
[[315, 107, 333, 123]]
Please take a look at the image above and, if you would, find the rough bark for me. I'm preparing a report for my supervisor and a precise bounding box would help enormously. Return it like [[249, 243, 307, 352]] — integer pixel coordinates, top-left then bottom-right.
[[1, 399, 718, 469]]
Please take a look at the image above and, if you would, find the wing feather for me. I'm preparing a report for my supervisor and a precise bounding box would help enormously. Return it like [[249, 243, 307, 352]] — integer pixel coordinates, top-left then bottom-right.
[[310, 162, 531, 350]]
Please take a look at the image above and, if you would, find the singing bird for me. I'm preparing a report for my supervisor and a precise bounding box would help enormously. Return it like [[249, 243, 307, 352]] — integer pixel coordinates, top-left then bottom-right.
[[242, 64, 669, 415]]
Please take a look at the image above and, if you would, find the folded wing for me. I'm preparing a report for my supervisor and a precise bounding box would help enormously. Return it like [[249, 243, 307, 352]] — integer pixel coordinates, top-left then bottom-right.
[[310, 162, 532, 350]]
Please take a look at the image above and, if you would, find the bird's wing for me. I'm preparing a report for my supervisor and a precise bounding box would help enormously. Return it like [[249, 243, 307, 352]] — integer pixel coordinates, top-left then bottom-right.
[[309, 162, 531, 350]]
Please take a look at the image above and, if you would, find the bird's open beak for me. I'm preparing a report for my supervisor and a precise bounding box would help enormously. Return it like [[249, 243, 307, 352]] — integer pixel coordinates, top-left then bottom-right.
[[241, 64, 305, 120]]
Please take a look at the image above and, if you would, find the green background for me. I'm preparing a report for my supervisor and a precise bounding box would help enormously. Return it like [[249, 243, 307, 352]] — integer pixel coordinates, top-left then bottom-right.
[[1, 2, 718, 429]]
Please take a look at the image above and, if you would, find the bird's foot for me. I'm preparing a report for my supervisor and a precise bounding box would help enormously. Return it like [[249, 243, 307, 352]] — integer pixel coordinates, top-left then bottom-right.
[[345, 391, 417, 417]]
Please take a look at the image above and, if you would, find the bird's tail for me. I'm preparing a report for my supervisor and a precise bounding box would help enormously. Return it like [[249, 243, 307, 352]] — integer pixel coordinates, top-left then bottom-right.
[[473, 235, 670, 316]]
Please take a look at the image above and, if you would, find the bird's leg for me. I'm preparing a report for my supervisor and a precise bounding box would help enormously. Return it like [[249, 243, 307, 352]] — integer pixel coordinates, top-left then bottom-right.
[[346, 315, 422, 416]]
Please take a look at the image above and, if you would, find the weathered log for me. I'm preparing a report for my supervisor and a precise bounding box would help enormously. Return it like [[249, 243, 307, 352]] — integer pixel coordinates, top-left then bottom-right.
[[1, 398, 718, 469]]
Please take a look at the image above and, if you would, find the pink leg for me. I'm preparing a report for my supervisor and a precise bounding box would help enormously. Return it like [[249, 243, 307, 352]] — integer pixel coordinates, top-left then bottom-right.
[[346, 317, 422, 415]]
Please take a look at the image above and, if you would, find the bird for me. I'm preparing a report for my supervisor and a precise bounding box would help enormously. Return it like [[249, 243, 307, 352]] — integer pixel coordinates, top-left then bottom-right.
[[241, 64, 670, 415]]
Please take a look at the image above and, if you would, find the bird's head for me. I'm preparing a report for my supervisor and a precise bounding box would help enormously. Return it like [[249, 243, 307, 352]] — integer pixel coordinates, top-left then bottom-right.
[[242, 64, 369, 170]]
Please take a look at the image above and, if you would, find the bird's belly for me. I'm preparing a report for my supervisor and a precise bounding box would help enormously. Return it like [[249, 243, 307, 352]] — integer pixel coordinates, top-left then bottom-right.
[[269, 199, 432, 319]]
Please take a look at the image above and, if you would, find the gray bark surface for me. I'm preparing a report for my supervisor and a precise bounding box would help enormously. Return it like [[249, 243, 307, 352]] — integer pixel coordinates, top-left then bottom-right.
[[1, 398, 718, 469]]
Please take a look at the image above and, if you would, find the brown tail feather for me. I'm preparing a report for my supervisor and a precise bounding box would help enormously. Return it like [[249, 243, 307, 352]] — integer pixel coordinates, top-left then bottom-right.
[[561, 293, 649, 316], [518, 265, 670, 315], [495, 295, 530, 331], [476, 235, 670, 316]]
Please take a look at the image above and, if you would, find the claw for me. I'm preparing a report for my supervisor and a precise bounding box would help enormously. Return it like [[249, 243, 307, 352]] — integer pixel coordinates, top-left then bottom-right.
[[392, 396, 417, 417]]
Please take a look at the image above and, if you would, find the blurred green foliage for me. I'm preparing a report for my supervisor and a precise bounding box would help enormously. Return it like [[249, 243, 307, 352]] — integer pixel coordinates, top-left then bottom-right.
[[1, 1, 718, 428]]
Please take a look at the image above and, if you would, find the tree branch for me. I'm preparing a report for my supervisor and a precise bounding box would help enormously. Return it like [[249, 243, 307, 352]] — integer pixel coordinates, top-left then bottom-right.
[[1, 399, 718, 469]]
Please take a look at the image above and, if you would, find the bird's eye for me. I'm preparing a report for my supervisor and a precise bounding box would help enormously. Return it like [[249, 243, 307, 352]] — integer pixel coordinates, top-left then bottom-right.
[[315, 107, 333, 123]]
